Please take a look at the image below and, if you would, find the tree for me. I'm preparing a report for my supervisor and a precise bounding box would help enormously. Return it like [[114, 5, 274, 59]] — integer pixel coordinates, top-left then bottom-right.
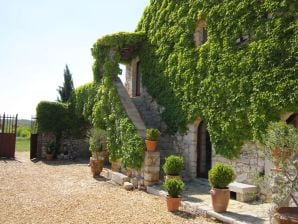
[[57, 65, 74, 103]]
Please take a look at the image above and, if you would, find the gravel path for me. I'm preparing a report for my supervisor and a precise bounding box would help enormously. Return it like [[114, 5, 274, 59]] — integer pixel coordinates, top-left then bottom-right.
[[0, 152, 218, 224]]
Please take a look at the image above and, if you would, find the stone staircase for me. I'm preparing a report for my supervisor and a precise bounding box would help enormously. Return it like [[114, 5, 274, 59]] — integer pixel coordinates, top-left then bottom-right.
[[131, 94, 174, 164], [114, 78, 176, 176]]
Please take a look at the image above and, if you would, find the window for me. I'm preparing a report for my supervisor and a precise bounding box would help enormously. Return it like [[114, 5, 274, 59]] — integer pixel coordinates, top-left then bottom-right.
[[194, 20, 208, 46]]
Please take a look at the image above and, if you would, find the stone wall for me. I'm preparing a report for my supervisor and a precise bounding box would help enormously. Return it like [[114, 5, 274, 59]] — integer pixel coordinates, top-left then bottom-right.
[[125, 60, 175, 165], [37, 132, 89, 159], [213, 143, 266, 184]]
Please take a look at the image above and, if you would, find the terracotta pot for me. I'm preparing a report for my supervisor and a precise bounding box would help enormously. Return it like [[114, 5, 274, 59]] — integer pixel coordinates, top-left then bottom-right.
[[165, 175, 181, 181], [90, 158, 103, 177], [46, 153, 53, 161], [210, 188, 230, 212], [273, 207, 298, 224], [111, 160, 121, 172], [166, 196, 181, 212], [145, 140, 157, 151]]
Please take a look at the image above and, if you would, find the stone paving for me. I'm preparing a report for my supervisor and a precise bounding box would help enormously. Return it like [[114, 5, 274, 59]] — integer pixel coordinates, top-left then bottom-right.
[[148, 178, 272, 224]]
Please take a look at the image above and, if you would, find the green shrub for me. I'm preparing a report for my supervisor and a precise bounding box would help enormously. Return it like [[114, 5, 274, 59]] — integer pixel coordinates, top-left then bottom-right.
[[208, 163, 235, 189], [162, 155, 184, 175], [145, 128, 160, 141], [46, 141, 57, 154], [163, 178, 185, 198], [88, 128, 107, 153]]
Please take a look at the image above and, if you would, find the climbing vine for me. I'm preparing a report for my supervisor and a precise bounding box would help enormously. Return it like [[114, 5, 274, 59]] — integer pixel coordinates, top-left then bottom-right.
[[90, 32, 145, 168], [137, 0, 298, 158]]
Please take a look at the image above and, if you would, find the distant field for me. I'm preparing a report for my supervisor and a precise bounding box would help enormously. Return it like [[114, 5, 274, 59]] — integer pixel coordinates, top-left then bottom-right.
[[16, 137, 30, 152]]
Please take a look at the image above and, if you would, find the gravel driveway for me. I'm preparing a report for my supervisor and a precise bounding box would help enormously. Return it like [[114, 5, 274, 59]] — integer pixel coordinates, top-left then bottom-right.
[[0, 152, 218, 224]]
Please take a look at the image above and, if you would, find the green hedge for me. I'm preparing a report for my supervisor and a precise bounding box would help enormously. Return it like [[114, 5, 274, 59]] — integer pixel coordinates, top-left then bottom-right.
[[136, 0, 298, 158]]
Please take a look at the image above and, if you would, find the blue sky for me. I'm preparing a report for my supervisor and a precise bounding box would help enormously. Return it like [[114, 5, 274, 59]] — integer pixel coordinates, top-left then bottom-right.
[[0, 0, 149, 119]]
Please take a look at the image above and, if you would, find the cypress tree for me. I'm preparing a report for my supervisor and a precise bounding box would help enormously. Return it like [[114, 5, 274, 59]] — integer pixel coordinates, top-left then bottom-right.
[[57, 65, 74, 103]]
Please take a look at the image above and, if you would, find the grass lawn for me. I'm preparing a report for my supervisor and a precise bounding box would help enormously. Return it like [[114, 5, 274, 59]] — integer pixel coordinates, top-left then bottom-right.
[[16, 137, 30, 152]]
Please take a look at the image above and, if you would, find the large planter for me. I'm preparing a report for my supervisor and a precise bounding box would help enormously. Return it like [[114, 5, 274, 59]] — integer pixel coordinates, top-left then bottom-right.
[[90, 158, 103, 177], [145, 140, 157, 151], [166, 196, 181, 212], [272, 207, 298, 224], [210, 188, 230, 212]]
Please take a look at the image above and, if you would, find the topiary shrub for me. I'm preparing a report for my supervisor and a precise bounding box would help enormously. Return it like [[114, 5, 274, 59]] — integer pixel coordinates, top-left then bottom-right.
[[163, 155, 184, 175], [208, 163, 235, 189], [163, 178, 185, 198], [145, 128, 160, 141]]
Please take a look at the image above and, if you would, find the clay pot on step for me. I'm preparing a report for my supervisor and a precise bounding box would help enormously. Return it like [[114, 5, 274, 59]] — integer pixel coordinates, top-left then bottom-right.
[[210, 188, 230, 212], [166, 196, 181, 212]]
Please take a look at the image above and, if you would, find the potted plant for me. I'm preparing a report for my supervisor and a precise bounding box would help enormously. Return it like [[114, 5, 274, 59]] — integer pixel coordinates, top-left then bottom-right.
[[261, 122, 298, 223], [89, 128, 107, 177], [46, 140, 56, 161], [208, 163, 235, 212], [162, 155, 184, 180], [163, 178, 185, 212], [145, 128, 160, 151]]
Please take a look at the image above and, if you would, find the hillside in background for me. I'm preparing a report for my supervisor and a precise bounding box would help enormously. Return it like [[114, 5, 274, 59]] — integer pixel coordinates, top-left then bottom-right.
[[18, 119, 31, 127]]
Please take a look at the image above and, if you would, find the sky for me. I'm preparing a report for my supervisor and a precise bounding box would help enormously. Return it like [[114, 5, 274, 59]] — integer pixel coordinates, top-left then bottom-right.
[[0, 0, 149, 119]]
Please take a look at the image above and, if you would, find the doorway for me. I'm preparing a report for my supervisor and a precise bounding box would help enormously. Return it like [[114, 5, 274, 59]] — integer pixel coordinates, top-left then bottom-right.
[[197, 121, 212, 178], [135, 62, 141, 96]]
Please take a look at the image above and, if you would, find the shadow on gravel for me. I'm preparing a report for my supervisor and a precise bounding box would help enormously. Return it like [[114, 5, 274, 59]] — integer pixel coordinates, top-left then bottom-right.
[[41, 159, 89, 166], [0, 157, 22, 163], [223, 211, 266, 223], [172, 210, 198, 220]]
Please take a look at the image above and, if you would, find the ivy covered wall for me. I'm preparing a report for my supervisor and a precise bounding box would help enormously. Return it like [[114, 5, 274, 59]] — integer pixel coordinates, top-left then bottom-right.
[[136, 0, 298, 158]]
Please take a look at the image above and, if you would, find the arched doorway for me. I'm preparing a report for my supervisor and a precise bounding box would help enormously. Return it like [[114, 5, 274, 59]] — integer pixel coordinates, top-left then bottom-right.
[[286, 113, 298, 128], [197, 121, 212, 178]]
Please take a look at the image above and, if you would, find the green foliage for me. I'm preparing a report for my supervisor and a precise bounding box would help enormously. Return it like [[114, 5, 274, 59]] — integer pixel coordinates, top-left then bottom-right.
[[16, 137, 30, 152], [261, 121, 298, 207], [91, 32, 146, 82], [57, 65, 74, 103], [137, 0, 298, 158], [36, 101, 88, 139], [208, 163, 235, 189], [46, 140, 57, 154], [88, 128, 107, 153], [17, 126, 30, 138], [262, 121, 298, 167], [36, 101, 70, 135], [145, 128, 160, 141], [162, 155, 184, 175], [71, 82, 98, 123], [163, 178, 185, 198], [92, 75, 145, 168]]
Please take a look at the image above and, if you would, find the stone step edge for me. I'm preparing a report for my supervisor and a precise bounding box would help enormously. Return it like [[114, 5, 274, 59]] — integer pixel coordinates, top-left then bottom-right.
[[146, 185, 245, 224]]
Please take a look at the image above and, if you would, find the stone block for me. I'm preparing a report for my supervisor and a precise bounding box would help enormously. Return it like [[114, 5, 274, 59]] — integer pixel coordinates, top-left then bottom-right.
[[144, 151, 160, 166], [143, 172, 159, 182], [100, 168, 112, 179], [111, 171, 130, 185], [130, 177, 139, 188], [228, 182, 259, 202], [143, 166, 160, 173], [123, 182, 134, 191]]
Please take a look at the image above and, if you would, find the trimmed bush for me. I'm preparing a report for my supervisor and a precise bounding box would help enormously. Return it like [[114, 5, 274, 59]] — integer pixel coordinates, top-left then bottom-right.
[[163, 178, 185, 198], [145, 128, 160, 141], [208, 163, 235, 189], [163, 155, 184, 175]]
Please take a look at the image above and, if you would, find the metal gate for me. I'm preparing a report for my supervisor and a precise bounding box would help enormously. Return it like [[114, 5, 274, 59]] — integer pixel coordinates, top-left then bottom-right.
[[0, 113, 18, 158], [30, 117, 38, 159]]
